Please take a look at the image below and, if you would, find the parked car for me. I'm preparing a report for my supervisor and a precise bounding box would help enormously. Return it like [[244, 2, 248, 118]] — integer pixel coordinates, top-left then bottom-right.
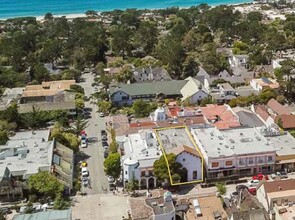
[[81, 167, 89, 177], [108, 176, 115, 183], [236, 185, 249, 192], [271, 171, 288, 179], [104, 150, 109, 159], [99, 112, 104, 117], [248, 187, 257, 196], [101, 130, 107, 136], [277, 171, 288, 179], [109, 183, 116, 191], [252, 173, 269, 181], [247, 179, 260, 187], [101, 135, 108, 141], [80, 139, 87, 148], [0, 207, 11, 215], [102, 141, 109, 149]]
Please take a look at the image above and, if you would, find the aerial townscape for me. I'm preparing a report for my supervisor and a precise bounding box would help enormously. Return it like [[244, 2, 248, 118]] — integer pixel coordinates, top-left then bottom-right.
[[0, 0, 295, 220]]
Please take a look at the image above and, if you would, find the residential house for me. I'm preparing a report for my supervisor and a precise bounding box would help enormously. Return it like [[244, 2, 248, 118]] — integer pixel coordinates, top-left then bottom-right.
[[250, 77, 280, 92], [195, 67, 210, 85], [20, 80, 75, 103], [200, 104, 241, 130], [0, 87, 24, 111], [155, 127, 203, 182], [44, 63, 67, 75], [117, 129, 161, 189], [12, 209, 72, 220], [267, 98, 291, 117], [110, 80, 187, 106], [275, 115, 295, 130], [257, 179, 295, 220], [180, 77, 209, 104], [191, 127, 276, 180], [18, 80, 76, 115], [129, 190, 175, 220], [0, 130, 74, 201], [212, 82, 236, 103], [251, 104, 274, 126], [133, 66, 171, 82], [235, 85, 258, 97], [228, 55, 249, 69]]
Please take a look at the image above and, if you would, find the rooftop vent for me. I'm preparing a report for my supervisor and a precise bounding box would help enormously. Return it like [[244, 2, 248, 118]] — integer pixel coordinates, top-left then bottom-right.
[[225, 145, 229, 148], [159, 204, 164, 208], [229, 139, 235, 143], [152, 202, 157, 206]]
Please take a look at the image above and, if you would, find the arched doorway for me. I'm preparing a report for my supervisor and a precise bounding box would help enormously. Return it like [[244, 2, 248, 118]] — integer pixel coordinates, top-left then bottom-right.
[[148, 177, 156, 189], [140, 178, 147, 189]]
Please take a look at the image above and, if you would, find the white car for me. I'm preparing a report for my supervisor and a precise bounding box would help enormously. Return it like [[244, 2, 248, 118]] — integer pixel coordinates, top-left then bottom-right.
[[81, 167, 89, 177], [108, 176, 115, 183], [81, 139, 87, 148], [99, 112, 105, 117], [247, 179, 260, 187]]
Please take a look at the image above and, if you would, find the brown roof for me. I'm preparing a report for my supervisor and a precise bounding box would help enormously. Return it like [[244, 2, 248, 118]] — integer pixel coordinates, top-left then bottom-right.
[[275, 115, 295, 129], [255, 105, 270, 121], [267, 98, 291, 115], [129, 198, 153, 220], [262, 179, 295, 193], [167, 145, 201, 158], [22, 80, 75, 97]]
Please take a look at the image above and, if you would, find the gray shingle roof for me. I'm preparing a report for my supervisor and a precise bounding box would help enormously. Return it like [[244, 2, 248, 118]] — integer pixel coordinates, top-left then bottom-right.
[[13, 209, 71, 220], [110, 80, 187, 97]]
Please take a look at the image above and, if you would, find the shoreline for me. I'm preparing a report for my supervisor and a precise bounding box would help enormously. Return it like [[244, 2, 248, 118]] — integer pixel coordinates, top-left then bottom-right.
[[0, 0, 253, 21]]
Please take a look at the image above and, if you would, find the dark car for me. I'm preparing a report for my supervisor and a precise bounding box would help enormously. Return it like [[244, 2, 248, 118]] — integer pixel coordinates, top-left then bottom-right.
[[0, 207, 11, 215], [101, 130, 107, 136], [104, 150, 109, 158], [102, 141, 108, 147], [109, 183, 116, 191], [236, 185, 249, 192]]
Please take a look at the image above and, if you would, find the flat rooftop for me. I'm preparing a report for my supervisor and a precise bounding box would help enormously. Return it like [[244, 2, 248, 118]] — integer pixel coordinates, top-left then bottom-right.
[[146, 196, 174, 215], [264, 131, 295, 156], [0, 130, 53, 179], [192, 127, 275, 158], [117, 129, 161, 168], [155, 127, 196, 152]]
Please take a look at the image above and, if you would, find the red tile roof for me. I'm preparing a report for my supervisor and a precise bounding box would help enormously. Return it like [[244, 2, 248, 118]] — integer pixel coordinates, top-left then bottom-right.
[[275, 115, 295, 129], [200, 104, 240, 130], [129, 121, 157, 128], [267, 98, 291, 116], [255, 105, 270, 121], [262, 179, 295, 193], [167, 145, 201, 158]]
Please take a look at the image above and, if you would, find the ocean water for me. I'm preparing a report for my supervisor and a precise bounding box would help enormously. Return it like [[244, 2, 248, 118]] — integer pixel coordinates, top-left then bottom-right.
[[0, 0, 252, 19]]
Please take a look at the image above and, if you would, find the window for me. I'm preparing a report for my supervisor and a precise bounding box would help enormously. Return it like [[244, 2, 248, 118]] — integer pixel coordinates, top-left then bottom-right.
[[225, 161, 232, 166], [249, 158, 254, 164], [268, 156, 273, 162], [258, 157, 264, 164], [212, 162, 219, 168], [193, 171, 198, 179], [125, 171, 127, 175], [183, 158, 186, 162], [239, 159, 245, 165], [141, 171, 145, 177]]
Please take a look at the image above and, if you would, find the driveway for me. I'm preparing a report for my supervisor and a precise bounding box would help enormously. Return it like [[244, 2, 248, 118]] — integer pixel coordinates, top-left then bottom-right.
[[78, 73, 109, 195]]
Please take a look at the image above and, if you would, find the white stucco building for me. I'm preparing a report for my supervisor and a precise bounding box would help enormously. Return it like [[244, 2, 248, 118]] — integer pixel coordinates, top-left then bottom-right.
[[180, 77, 209, 104], [117, 129, 162, 188]]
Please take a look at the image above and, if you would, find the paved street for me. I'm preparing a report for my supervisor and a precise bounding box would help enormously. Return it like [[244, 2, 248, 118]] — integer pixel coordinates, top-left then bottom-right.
[[78, 73, 109, 195]]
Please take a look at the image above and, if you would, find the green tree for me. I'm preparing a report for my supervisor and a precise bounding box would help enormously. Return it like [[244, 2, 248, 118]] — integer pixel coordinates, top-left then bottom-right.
[[97, 100, 112, 113], [44, 12, 53, 21], [53, 195, 70, 210], [75, 98, 85, 110], [28, 171, 64, 199], [125, 175, 139, 194], [153, 154, 187, 185], [21, 106, 49, 129], [182, 55, 199, 78], [0, 130, 8, 145], [104, 152, 121, 179], [69, 117, 89, 137], [216, 182, 227, 196], [276, 95, 286, 104], [95, 62, 106, 76], [134, 21, 158, 54], [132, 99, 155, 118], [61, 69, 81, 81], [110, 25, 132, 59]]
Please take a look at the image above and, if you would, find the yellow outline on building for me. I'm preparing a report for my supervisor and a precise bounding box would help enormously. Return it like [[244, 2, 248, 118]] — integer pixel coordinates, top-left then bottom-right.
[[154, 126, 204, 186]]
